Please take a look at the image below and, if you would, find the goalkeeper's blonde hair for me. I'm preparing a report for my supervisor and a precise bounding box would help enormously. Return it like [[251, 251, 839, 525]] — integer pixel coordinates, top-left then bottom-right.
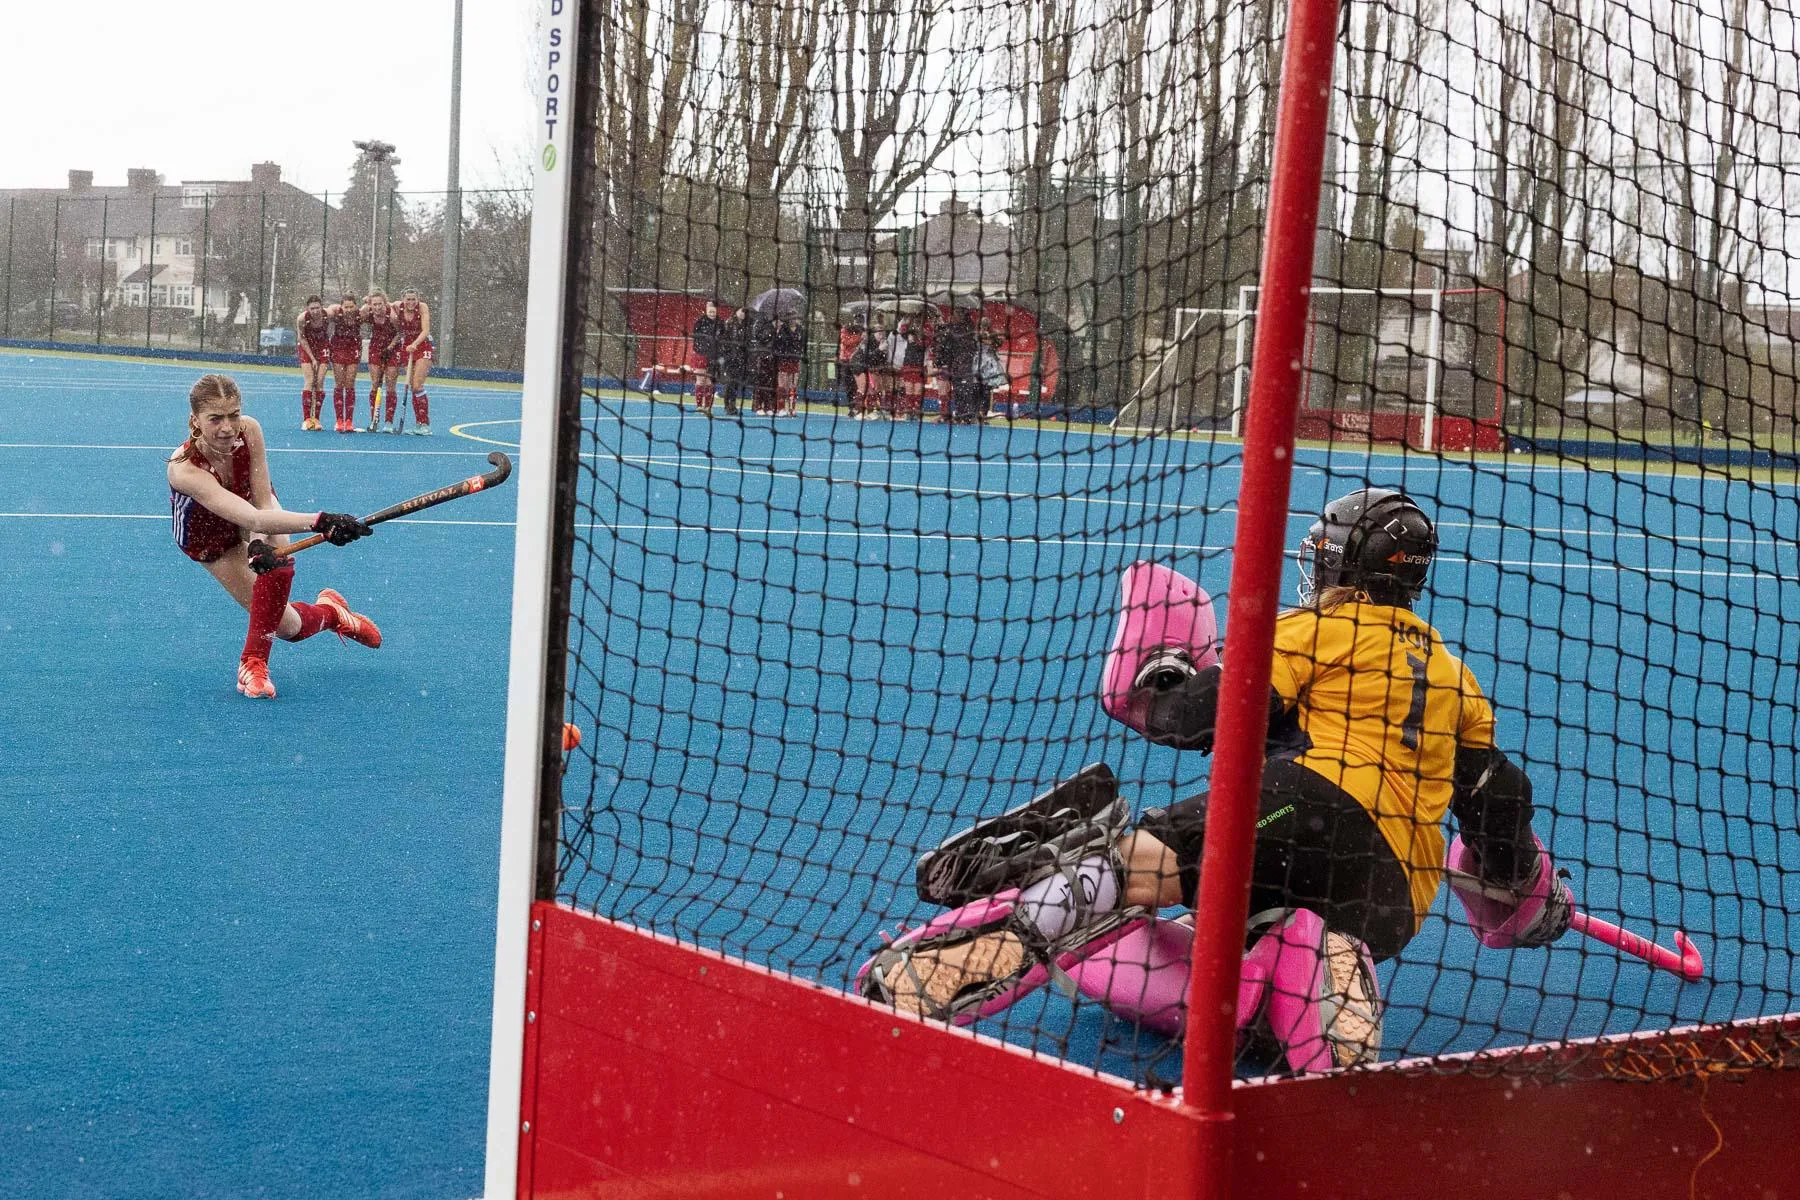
[[1310, 585, 1365, 613]]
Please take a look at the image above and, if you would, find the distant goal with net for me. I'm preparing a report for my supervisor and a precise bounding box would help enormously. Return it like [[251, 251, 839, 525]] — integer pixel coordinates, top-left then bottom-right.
[[1119, 286, 1506, 451]]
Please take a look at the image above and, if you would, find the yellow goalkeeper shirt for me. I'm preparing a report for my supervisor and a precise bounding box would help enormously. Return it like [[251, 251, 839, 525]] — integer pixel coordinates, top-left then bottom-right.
[[1266, 601, 1496, 930]]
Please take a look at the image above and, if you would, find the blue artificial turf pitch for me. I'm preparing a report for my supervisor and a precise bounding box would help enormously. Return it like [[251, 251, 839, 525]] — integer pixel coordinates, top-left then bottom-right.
[[3, 348, 1797, 1197]]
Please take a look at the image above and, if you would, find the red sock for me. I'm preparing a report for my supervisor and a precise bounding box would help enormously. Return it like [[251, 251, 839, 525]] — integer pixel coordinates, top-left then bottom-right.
[[242, 564, 295, 662], [413, 390, 429, 424], [330, 387, 343, 422], [347, 383, 358, 417], [282, 600, 338, 642], [385, 389, 399, 423], [301, 389, 311, 422]]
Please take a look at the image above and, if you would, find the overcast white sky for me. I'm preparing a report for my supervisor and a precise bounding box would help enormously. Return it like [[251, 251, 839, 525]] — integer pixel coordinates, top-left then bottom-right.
[[4, 0, 536, 196]]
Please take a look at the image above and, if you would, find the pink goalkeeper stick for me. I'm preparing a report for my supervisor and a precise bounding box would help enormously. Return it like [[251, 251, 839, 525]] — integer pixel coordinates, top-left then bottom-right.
[[1569, 911, 1705, 981], [1445, 868, 1705, 981]]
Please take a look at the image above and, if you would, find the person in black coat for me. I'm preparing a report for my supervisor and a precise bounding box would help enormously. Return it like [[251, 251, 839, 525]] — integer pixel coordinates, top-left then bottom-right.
[[689, 299, 725, 414], [773, 316, 806, 415], [716, 308, 752, 416], [838, 316, 866, 414], [750, 310, 781, 414], [848, 325, 891, 420], [934, 308, 981, 424]]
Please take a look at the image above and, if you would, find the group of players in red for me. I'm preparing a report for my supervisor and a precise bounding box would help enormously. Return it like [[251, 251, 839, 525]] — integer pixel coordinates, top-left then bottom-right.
[[296, 288, 435, 435]]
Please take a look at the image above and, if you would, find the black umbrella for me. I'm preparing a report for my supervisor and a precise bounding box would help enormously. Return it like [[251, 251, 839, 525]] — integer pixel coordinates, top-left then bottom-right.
[[749, 287, 807, 320]]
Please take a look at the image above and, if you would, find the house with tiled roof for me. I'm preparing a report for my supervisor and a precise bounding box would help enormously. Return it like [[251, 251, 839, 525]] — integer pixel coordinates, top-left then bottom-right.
[[0, 164, 331, 330], [873, 198, 1015, 293]]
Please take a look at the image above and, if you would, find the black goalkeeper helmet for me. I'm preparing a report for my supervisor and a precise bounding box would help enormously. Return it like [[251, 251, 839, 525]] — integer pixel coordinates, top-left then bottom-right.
[[1296, 487, 1437, 607]]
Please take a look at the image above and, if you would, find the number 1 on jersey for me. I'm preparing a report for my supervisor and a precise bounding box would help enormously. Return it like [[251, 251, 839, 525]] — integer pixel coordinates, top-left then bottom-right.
[[1401, 652, 1429, 749]]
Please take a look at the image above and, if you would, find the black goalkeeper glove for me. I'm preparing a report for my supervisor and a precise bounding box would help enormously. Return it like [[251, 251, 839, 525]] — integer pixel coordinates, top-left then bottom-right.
[[246, 539, 290, 576], [313, 511, 373, 546]]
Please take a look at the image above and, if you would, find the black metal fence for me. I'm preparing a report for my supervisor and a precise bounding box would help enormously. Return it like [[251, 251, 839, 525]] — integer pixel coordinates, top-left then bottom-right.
[[0, 188, 531, 371]]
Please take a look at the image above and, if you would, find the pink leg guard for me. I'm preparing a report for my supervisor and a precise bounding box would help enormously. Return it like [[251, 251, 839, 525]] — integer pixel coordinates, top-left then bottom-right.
[[1255, 909, 1383, 1074], [1033, 909, 1382, 1074], [1063, 917, 1295, 1045], [1101, 561, 1220, 732], [1064, 917, 1195, 1037]]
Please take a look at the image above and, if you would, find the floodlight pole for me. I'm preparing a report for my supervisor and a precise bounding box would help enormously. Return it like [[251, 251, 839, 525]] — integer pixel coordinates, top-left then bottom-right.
[[441, 0, 464, 367], [265, 220, 285, 333], [354, 141, 399, 294], [1183, 2, 1342, 1198]]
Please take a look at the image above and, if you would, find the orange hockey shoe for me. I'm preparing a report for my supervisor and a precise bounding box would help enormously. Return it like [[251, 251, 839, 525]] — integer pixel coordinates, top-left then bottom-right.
[[237, 656, 277, 699], [315, 587, 382, 649]]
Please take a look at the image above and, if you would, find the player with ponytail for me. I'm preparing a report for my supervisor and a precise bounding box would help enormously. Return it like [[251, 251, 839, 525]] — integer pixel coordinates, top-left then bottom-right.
[[167, 374, 379, 699]]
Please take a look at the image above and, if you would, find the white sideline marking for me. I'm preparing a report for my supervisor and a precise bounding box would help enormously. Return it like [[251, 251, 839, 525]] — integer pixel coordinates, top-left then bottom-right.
[[3, 353, 1790, 484], [6, 509, 1773, 578], [0, 441, 492, 458], [1, 434, 1791, 546], [452, 424, 1800, 536], [0, 512, 512, 528]]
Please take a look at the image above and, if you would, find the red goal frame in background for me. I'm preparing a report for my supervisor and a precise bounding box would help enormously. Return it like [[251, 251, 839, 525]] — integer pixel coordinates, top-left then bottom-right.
[[485, 1, 1800, 1196]]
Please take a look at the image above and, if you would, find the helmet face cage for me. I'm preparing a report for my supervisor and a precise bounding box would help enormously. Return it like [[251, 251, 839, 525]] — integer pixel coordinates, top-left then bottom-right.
[[1297, 488, 1436, 607], [1295, 520, 1325, 606]]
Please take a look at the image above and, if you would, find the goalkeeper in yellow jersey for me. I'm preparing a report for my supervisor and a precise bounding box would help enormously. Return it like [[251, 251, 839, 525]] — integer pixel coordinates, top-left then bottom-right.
[[859, 488, 1571, 1072]]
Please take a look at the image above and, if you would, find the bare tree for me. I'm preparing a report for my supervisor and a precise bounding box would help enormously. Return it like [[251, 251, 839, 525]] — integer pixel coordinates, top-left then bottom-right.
[[1317, 0, 1441, 415], [720, 0, 826, 293], [1190, 0, 1284, 311], [1102, 0, 1206, 394], [1480, 0, 1610, 422], [1472, 3, 1531, 290], [597, 0, 705, 287], [1339, 0, 1439, 289], [819, 0, 985, 282], [1112, 0, 1284, 426], [1006, 0, 1080, 304], [1651, 0, 1783, 436]]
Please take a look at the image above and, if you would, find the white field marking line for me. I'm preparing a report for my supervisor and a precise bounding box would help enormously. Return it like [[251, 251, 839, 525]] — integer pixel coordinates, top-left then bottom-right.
[[457, 426, 1799, 548], [460, 414, 1800, 496], [3, 508, 1784, 577], [7, 435, 1792, 550], [3, 360, 1793, 482], [0, 441, 498, 458], [582, 401, 1800, 480], [5, 427, 1783, 530], [453, 421, 1197, 515], [0, 348, 532, 393], [0, 512, 513, 527], [608, 456, 1796, 545], [0, 375, 526, 400], [580, 520, 1788, 578], [9, 429, 1800, 539]]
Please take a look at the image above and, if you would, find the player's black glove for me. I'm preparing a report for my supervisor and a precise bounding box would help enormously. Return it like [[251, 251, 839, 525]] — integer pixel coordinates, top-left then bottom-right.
[[313, 511, 373, 546], [247, 539, 290, 575]]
